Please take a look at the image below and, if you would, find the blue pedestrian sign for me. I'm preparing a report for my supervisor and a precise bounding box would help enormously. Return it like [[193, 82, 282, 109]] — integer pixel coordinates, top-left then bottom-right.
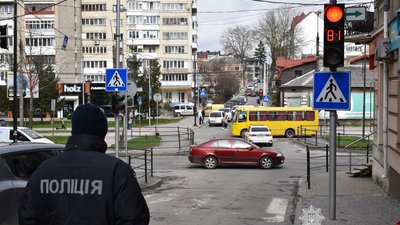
[[137, 96, 142, 106], [262, 95, 270, 102], [105, 68, 127, 92], [199, 87, 207, 97], [313, 71, 351, 110]]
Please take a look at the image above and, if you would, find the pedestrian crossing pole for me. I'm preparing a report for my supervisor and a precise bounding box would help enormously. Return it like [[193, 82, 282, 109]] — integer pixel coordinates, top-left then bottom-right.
[[324, 0, 345, 220]]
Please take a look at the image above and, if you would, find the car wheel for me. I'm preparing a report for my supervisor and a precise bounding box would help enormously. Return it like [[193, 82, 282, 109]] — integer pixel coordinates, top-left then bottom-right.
[[260, 156, 274, 169], [176, 112, 182, 117], [285, 129, 295, 138], [240, 129, 248, 138], [203, 156, 217, 169]]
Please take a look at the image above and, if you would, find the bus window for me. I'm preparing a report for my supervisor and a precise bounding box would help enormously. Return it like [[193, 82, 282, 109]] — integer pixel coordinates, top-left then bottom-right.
[[287, 111, 294, 120], [249, 111, 257, 121], [277, 111, 287, 120], [305, 111, 315, 121], [259, 111, 268, 121], [294, 111, 304, 120], [266, 112, 274, 120]]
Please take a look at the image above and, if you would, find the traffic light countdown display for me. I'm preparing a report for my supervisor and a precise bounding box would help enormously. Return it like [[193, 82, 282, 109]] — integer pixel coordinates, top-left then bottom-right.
[[323, 4, 345, 70]]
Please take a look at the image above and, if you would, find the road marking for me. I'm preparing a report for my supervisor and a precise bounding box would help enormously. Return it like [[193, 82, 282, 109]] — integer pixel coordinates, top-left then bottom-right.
[[264, 197, 288, 222]]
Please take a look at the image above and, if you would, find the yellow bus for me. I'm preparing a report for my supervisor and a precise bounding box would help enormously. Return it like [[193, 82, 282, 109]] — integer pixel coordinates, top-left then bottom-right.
[[230, 107, 319, 138]]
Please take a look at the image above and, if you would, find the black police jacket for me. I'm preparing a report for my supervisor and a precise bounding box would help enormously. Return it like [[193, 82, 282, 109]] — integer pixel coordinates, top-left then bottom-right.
[[18, 134, 150, 225]]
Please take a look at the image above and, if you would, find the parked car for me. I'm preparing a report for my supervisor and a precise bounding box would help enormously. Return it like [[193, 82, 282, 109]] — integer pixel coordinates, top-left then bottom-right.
[[173, 103, 194, 117], [0, 127, 54, 144], [208, 111, 225, 127], [245, 125, 273, 146], [0, 143, 64, 225], [188, 137, 284, 169]]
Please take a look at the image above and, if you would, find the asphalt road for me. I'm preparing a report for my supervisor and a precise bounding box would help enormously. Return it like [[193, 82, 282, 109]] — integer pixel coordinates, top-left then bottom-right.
[[143, 116, 310, 225]]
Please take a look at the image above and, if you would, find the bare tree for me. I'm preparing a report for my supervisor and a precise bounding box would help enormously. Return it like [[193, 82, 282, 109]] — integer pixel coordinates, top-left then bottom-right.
[[219, 25, 255, 86], [254, 6, 304, 82]]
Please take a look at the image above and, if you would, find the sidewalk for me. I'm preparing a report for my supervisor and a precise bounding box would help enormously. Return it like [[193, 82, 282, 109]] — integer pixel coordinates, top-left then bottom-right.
[[294, 171, 400, 225]]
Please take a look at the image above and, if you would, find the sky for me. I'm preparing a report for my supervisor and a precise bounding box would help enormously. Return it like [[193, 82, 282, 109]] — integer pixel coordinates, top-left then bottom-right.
[[196, 0, 372, 53]]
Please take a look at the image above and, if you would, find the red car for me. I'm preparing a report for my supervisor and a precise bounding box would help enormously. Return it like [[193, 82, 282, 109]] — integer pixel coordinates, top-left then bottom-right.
[[188, 138, 284, 169]]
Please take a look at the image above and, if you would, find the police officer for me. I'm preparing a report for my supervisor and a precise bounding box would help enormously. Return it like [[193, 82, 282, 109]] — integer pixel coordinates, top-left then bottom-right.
[[19, 103, 150, 225]]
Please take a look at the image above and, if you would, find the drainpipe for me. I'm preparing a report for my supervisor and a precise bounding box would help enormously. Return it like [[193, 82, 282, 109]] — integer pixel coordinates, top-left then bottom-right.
[[382, 0, 389, 178]]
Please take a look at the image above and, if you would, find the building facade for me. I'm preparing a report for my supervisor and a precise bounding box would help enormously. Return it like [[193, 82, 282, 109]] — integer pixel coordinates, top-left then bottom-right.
[[0, 0, 197, 116]]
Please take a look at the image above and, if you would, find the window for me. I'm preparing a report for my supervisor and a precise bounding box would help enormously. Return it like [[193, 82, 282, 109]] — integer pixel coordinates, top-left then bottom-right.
[[82, 4, 106, 11], [25, 38, 55, 47], [165, 46, 185, 53], [294, 70, 302, 77], [83, 60, 107, 68], [211, 140, 231, 148], [85, 33, 106, 40], [26, 20, 54, 29], [82, 18, 106, 26], [163, 61, 185, 69], [305, 111, 315, 121], [233, 140, 251, 149], [162, 32, 187, 40], [3, 150, 60, 180], [163, 17, 188, 25], [162, 3, 187, 11]]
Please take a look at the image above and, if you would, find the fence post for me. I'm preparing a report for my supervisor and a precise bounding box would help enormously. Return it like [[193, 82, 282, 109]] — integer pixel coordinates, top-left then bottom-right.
[[337, 132, 341, 147], [297, 126, 299, 140], [300, 125, 303, 137], [366, 143, 369, 164], [315, 131, 318, 146], [178, 127, 181, 152], [128, 155, 131, 167], [187, 127, 190, 140], [342, 123, 345, 136], [306, 145, 310, 190], [325, 144, 329, 172], [144, 149, 148, 183], [349, 145, 352, 174], [151, 148, 153, 177], [304, 128, 306, 143]]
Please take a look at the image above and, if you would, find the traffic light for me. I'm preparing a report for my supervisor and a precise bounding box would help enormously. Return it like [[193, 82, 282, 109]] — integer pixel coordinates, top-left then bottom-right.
[[323, 4, 345, 70], [111, 93, 125, 115], [0, 25, 7, 49]]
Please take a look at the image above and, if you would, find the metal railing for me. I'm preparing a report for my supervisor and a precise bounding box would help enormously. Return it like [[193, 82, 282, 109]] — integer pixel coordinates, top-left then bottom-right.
[[117, 148, 154, 183], [344, 132, 373, 174], [306, 145, 329, 189]]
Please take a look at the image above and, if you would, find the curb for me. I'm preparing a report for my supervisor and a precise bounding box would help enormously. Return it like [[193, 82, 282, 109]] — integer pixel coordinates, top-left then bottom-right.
[[139, 176, 163, 191]]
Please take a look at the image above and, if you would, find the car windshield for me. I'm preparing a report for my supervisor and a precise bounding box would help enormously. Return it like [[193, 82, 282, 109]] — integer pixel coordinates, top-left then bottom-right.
[[20, 128, 44, 139], [210, 112, 221, 117], [251, 127, 269, 132]]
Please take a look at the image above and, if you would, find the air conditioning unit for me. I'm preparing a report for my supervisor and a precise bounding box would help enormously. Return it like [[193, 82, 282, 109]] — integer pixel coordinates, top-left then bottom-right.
[[375, 38, 390, 61], [94, 40, 100, 46]]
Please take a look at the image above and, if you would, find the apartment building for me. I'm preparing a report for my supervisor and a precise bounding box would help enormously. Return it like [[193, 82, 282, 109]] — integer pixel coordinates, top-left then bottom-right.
[[0, 0, 197, 116]]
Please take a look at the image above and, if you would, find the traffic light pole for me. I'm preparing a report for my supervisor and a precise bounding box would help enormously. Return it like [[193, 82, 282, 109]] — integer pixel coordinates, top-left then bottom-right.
[[12, 0, 17, 142]]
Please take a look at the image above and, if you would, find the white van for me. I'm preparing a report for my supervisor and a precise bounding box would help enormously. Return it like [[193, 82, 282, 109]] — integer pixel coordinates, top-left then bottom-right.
[[0, 127, 54, 144], [208, 111, 225, 126], [173, 104, 194, 117]]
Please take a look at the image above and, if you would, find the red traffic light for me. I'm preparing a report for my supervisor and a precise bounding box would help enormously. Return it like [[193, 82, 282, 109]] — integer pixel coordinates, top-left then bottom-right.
[[325, 5, 343, 23]]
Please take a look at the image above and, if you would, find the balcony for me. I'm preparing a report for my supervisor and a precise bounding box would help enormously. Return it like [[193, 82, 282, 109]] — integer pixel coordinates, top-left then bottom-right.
[[126, 38, 160, 46]]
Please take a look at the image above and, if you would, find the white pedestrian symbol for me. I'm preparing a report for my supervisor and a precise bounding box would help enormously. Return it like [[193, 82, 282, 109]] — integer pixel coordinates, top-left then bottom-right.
[[316, 75, 346, 103], [108, 71, 125, 87]]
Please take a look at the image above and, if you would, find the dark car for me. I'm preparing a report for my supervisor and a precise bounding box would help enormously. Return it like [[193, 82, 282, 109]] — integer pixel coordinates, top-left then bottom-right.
[[188, 137, 284, 169], [0, 143, 64, 225], [244, 89, 256, 97]]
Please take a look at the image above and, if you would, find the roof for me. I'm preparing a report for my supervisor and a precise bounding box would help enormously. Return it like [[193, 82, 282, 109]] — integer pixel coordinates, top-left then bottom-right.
[[281, 66, 375, 88], [0, 143, 64, 155], [276, 56, 316, 70]]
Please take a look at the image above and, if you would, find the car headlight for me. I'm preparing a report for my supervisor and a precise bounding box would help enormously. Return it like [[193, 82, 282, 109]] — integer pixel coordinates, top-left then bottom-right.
[[276, 152, 283, 157]]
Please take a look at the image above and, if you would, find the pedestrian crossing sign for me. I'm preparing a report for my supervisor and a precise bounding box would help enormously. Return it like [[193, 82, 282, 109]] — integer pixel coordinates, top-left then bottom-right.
[[105, 68, 127, 92], [313, 71, 351, 110]]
